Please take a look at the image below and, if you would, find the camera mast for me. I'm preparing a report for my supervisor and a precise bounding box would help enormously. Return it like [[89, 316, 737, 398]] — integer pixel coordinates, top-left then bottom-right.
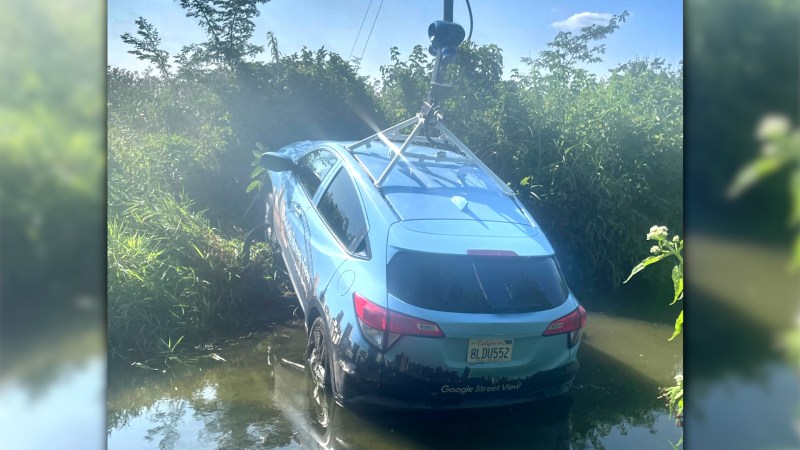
[[347, 0, 510, 194]]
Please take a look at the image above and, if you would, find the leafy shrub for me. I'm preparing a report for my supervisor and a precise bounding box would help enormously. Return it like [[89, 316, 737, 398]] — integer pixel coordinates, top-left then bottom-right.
[[624, 225, 684, 431]]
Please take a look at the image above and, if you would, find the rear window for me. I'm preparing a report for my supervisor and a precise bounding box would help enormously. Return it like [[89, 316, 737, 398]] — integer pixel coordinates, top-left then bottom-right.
[[387, 252, 569, 313]]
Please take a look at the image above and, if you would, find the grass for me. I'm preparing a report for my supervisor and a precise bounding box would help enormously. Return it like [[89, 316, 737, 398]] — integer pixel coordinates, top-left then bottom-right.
[[108, 188, 287, 357], [107, 124, 289, 358]]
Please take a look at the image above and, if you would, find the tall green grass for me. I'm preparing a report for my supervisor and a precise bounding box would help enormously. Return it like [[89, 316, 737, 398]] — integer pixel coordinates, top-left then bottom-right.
[[108, 184, 286, 356], [107, 109, 286, 356]]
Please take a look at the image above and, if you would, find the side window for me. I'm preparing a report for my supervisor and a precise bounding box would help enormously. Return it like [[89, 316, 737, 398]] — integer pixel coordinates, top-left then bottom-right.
[[296, 149, 338, 198], [317, 169, 369, 256]]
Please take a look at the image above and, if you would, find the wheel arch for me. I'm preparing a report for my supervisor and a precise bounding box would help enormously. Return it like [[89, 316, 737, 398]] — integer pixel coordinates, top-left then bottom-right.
[[305, 304, 322, 335]]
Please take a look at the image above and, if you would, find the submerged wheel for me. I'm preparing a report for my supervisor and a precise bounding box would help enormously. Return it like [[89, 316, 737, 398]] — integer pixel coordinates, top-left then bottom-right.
[[307, 317, 331, 389]]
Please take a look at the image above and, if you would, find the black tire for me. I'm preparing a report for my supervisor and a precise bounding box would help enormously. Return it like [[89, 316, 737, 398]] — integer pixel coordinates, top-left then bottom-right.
[[307, 317, 331, 389]]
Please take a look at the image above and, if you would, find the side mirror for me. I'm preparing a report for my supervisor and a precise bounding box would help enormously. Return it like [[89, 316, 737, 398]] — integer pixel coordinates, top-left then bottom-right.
[[260, 152, 296, 172]]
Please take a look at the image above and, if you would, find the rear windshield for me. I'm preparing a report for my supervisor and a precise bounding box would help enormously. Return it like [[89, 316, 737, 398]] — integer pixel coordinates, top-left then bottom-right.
[[387, 252, 569, 314]]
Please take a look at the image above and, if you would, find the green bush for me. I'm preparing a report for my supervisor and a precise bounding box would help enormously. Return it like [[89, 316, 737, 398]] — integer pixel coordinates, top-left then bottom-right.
[[516, 56, 683, 288]]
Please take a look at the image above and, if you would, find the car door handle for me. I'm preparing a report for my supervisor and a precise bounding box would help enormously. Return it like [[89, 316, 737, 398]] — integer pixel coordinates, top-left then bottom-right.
[[291, 203, 304, 215]]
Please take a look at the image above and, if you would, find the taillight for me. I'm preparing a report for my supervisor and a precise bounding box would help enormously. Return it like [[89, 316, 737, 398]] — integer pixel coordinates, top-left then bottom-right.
[[354, 292, 444, 350], [543, 305, 587, 347], [353, 292, 388, 348]]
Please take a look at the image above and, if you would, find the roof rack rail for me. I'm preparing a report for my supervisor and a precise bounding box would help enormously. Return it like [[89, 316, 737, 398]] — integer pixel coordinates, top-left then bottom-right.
[[346, 110, 514, 195]]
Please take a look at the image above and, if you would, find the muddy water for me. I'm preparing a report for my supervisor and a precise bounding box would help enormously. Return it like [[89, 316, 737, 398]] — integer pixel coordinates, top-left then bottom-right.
[[107, 305, 683, 450]]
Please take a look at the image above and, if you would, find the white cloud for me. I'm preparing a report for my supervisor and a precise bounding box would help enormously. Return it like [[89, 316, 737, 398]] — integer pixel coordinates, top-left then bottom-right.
[[551, 12, 613, 31]]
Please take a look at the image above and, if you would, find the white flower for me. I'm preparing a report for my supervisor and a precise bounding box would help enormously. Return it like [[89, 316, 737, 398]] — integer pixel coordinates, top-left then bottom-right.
[[756, 114, 791, 142], [672, 235, 680, 243], [647, 225, 669, 241], [650, 245, 661, 255]]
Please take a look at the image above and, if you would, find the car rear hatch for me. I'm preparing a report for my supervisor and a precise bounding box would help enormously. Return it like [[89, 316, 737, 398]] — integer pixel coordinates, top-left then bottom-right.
[[375, 220, 582, 405]]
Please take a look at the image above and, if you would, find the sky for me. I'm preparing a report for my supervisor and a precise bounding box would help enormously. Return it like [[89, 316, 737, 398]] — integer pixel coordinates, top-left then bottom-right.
[[107, 0, 683, 80]]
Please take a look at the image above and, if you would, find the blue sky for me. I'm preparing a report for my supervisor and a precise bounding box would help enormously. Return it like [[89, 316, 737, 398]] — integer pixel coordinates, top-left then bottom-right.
[[108, 1, 682, 79]]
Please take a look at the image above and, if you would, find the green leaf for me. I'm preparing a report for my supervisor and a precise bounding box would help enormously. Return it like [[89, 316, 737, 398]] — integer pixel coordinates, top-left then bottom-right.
[[245, 180, 261, 193], [670, 264, 684, 304], [668, 310, 683, 341], [191, 243, 205, 259], [623, 253, 668, 283], [250, 165, 265, 179], [520, 176, 531, 186], [727, 156, 785, 198]]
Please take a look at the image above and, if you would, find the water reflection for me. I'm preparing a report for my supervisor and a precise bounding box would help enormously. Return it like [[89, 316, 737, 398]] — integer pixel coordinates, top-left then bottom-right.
[[273, 358, 572, 450], [108, 313, 681, 450], [1, 356, 105, 450], [1, 325, 105, 450], [685, 236, 800, 449]]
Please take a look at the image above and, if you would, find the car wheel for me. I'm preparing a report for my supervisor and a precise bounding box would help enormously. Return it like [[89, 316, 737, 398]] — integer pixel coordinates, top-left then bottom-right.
[[307, 374, 331, 429], [307, 317, 331, 389]]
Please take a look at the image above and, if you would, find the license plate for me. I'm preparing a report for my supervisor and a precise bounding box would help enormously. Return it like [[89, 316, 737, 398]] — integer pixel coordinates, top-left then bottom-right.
[[467, 338, 513, 364]]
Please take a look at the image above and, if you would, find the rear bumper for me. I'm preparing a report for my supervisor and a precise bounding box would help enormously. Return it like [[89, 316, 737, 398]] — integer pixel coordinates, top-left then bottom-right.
[[339, 360, 578, 410]]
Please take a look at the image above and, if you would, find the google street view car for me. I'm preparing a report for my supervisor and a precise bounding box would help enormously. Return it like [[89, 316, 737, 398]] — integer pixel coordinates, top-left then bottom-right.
[[260, 2, 584, 409], [260, 113, 586, 409]]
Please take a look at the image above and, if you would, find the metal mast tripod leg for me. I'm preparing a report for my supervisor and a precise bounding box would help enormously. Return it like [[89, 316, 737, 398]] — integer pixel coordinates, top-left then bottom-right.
[[375, 116, 426, 187]]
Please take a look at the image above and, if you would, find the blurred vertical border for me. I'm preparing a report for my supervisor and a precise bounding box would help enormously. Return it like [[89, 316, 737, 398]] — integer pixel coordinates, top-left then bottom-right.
[[686, 0, 800, 449], [0, 0, 105, 448]]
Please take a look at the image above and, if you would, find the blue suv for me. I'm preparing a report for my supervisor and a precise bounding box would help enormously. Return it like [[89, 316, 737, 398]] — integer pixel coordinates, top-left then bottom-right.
[[261, 119, 585, 409]]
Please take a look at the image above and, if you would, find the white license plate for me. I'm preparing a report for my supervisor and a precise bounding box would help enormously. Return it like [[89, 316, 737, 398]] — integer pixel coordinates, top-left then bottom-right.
[[467, 338, 513, 364]]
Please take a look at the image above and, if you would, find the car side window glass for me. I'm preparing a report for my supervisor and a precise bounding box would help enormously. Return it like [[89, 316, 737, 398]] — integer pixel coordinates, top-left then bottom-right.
[[296, 149, 338, 198], [317, 169, 368, 255]]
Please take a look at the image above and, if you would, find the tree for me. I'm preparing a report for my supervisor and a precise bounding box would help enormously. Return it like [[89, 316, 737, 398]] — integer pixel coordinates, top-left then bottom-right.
[[121, 17, 171, 78], [529, 11, 629, 86], [176, 0, 271, 69]]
